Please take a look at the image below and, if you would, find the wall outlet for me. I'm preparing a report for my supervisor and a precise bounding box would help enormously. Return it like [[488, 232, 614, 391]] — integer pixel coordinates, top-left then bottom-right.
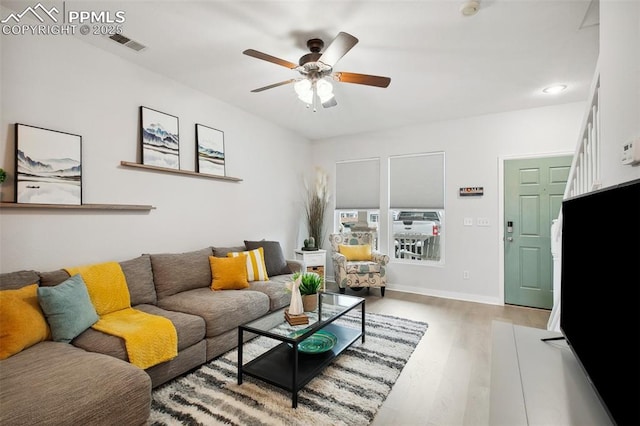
[[477, 217, 490, 227], [463, 270, 470, 279]]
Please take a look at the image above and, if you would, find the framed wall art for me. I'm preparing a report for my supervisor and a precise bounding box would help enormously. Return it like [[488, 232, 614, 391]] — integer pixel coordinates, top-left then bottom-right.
[[15, 123, 82, 205], [140, 106, 180, 169], [195, 123, 225, 176]]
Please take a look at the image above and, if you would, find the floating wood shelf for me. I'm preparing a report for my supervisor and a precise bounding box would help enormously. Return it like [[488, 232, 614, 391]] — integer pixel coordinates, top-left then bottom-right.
[[0, 202, 155, 211], [120, 161, 242, 182]]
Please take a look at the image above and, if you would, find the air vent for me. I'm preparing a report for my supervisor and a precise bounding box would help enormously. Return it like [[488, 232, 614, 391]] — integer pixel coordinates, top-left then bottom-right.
[[108, 33, 147, 52]]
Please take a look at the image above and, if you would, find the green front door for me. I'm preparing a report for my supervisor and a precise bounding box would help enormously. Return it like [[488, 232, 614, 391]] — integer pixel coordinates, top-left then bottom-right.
[[504, 156, 572, 309]]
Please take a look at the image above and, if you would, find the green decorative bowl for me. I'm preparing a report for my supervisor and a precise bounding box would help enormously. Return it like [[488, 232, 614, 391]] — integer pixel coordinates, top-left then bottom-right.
[[289, 329, 337, 354]]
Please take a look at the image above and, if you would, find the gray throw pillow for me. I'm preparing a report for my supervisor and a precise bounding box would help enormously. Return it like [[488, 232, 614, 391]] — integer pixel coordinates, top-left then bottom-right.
[[37, 274, 99, 343], [212, 245, 247, 258], [244, 240, 291, 277]]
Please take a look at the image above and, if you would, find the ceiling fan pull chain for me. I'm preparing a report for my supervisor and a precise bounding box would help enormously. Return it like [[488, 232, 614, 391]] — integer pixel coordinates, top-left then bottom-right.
[[313, 84, 318, 112]]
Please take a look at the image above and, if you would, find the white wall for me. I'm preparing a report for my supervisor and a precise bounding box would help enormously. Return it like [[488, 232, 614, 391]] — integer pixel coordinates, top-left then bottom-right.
[[312, 0, 640, 305], [312, 102, 584, 304], [0, 25, 310, 272], [598, 0, 640, 187]]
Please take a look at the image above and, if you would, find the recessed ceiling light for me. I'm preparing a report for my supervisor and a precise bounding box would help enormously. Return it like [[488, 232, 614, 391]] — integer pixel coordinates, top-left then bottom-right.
[[542, 85, 567, 94], [460, 1, 480, 16]]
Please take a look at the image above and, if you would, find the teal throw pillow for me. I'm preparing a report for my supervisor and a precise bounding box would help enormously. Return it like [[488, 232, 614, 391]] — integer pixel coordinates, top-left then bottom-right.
[[37, 274, 99, 343]]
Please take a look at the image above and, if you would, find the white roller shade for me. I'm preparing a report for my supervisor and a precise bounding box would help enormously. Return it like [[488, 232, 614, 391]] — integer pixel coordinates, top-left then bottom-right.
[[335, 159, 380, 209], [390, 153, 444, 209]]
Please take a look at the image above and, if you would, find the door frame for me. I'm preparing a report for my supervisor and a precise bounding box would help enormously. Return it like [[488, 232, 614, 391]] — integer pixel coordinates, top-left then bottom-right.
[[497, 151, 573, 305]]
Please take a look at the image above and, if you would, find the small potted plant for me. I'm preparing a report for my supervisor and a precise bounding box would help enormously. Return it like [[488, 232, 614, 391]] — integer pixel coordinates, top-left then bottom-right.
[[292, 271, 323, 312]]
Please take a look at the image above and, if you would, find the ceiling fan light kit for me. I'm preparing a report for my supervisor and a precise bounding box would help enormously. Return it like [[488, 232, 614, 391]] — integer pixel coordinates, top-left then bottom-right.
[[243, 32, 391, 110]]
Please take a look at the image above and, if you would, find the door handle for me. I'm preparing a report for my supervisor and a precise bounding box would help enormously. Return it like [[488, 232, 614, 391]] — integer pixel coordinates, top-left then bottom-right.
[[507, 237, 513, 242]]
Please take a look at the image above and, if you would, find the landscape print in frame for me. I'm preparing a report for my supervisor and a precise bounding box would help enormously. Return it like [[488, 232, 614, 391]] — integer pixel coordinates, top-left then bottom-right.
[[196, 123, 225, 176], [140, 106, 180, 169], [15, 123, 82, 205]]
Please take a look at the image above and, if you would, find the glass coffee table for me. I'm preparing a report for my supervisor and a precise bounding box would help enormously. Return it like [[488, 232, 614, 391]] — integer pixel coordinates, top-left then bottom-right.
[[237, 291, 365, 408]]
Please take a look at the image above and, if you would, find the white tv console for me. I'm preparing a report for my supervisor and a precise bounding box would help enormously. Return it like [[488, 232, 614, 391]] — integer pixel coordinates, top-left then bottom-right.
[[489, 321, 613, 426]]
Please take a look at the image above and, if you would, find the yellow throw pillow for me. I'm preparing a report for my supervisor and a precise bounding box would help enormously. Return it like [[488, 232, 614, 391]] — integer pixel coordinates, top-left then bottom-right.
[[0, 284, 51, 359], [65, 262, 130, 316], [338, 244, 372, 261], [209, 255, 249, 290], [227, 247, 269, 281]]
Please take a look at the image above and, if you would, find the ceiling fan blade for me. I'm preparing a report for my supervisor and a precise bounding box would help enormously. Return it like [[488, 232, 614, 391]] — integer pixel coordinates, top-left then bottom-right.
[[334, 72, 391, 88], [322, 97, 338, 108], [250, 79, 297, 93], [243, 49, 298, 69], [318, 32, 359, 67]]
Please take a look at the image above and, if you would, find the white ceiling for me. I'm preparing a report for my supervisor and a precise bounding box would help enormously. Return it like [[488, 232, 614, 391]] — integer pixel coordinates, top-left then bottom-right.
[[5, 0, 600, 140]]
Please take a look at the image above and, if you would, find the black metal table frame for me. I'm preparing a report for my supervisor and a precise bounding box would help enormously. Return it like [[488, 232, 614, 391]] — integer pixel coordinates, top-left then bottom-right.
[[237, 292, 365, 408]]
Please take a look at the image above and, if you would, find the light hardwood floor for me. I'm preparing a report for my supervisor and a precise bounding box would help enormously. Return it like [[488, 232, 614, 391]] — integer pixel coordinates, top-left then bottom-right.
[[330, 286, 550, 426]]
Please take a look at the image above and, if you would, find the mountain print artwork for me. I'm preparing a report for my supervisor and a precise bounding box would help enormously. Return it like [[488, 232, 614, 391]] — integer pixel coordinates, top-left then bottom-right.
[[16, 124, 82, 205], [196, 124, 225, 176], [141, 107, 180, 169]]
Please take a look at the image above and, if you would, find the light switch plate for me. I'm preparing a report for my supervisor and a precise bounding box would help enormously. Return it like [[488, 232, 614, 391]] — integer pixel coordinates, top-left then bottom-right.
[[464, 218, 473, 226]]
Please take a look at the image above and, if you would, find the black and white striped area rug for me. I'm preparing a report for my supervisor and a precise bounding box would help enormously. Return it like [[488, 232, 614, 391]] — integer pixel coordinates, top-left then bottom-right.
[[148, 312, 428, 426]]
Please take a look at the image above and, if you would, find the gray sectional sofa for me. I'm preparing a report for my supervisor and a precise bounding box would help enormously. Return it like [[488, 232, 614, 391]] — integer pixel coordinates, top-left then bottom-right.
[[0, 243, 301, 425]]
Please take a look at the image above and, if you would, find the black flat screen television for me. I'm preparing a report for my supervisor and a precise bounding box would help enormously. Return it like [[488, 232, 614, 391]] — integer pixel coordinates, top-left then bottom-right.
[[560, 178, 640, 426]]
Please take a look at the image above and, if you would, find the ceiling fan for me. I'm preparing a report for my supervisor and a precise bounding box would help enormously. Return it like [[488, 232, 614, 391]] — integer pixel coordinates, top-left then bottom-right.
[[243, 32, 391, 110]]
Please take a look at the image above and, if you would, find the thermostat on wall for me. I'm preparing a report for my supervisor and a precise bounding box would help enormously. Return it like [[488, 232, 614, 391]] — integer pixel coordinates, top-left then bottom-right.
[[622, 138, 640, 165]]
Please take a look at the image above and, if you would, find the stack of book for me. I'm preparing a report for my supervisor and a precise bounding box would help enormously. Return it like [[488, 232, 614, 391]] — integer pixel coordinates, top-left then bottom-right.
[[285, 309, 309, 325]]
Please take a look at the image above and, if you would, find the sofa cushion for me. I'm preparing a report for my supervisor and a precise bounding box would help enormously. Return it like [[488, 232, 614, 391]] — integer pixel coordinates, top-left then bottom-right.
[[248, 274, 293, 311], [0, 341, 151, 426], [244, 240, 292, 276], [158, 288, 269, 337], [212, 245, 246, 258], [345, 261, 381, 274], [209, 255, 249, 290], [0, 270, 40, 290], [72, 327, 127, 360], [0, 284, 50, 359], [150, 247, 213, 299], [37, 274, 99, 343], [73, 304, 206, 361], [135, 305, 206, 351], [40, 256, 157, 306], [120, 254, 157, 305], [38, 269, 71, 287], [228, 247, 269, 282]]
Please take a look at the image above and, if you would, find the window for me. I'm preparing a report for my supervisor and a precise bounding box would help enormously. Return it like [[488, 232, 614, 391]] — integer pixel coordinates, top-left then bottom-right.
[[389, 152, 445, 262], [335, 209, 380, 250], [333, 154, 445, 261], [335, 159, 380, 250]]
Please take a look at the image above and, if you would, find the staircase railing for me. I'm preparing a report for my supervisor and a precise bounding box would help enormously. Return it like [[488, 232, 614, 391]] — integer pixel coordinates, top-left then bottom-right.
[[548, 68, 601, 331], [565, 74, 602, 198]]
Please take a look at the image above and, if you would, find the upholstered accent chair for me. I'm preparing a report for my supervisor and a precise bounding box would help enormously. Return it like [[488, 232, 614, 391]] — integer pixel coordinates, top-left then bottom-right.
[[329, 232, 390, 297]]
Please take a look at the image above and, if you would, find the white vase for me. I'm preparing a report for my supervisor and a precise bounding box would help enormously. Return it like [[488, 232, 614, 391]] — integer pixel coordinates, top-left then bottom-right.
[[289, 277, 304, 315]]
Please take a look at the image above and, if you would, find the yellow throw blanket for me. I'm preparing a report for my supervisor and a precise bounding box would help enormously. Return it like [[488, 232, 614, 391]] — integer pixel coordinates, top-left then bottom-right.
[[66, 262, 177, 369]]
